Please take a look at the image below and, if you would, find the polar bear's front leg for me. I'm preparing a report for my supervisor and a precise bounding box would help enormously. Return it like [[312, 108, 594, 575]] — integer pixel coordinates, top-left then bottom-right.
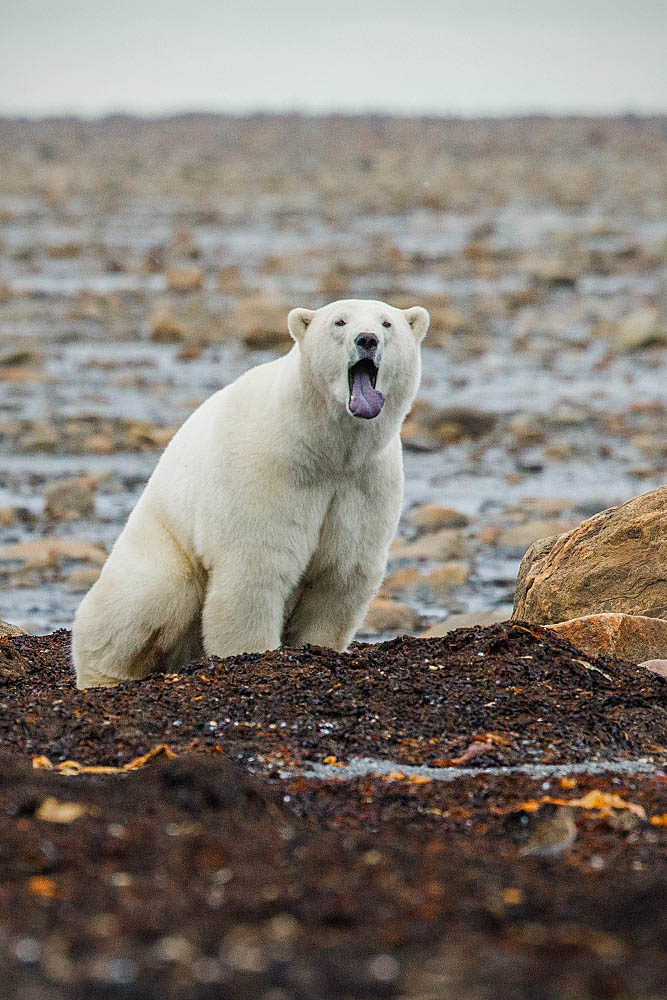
[[72, 514, 204, 688], [284, 458, 403, 651], [282, 562, 385, 651], [201, 567, 287, 659]]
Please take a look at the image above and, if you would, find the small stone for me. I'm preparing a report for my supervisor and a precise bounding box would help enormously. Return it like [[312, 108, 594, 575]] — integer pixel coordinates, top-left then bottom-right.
[[44, 476, 96, 521], [0, 539, 107, 568], [381, 562, 468, 598], [226, 295, 292, 350], [400, 420, 442, 452], [166, 267, 203, 293], [498, 519, 577, 552], [0, 348, 42, 367], [520, 807, 577, 856], [408, 400, 496, 443], [84, 433, 114, 454], [363, 598, 420, 634], [0, 366, 51, 384], [0, 506, 15, 527], [423, 562, 470, 593], [639, 660, 667, 679], [21, 422, 59, 451], [153, 935, 195, 963], [381, 567, 422, 597], [544, 442, 575, 460], [419, 610, 508, 637], [64, 567, 102, 592], [507, 413, 545, 444], [176, 341, 204, 361], [390, 528, 468, 562], [149, 310, 187, 342], [217, 265, 243, 294], [477, 524, 501, 545], [367, 954, 400, 982], [616, 308, 667, 352], [528, 257, 579, 288], [408, 503, 469, 531], [144, 245, 166, 273], [124, 421, 175, 450]]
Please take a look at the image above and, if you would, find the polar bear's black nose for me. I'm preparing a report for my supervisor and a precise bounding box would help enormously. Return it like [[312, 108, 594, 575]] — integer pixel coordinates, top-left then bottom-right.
[[355, 332, 379, 354]]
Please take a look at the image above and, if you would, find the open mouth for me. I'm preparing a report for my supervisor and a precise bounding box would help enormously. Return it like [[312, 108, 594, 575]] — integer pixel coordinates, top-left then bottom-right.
[[348, 358, 384, 420]]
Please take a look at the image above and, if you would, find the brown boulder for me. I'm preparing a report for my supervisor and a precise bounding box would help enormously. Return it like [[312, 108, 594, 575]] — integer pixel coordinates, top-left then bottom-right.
[[513, 487, 667, 623], [546, 614, 667, 664]]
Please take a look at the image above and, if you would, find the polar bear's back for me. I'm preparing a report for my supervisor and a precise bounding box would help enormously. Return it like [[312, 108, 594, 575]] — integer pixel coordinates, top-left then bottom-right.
[[139, 356, 289, 556]]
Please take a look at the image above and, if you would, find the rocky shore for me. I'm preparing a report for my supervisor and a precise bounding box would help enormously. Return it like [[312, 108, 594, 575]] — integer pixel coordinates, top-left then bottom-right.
[[1, 114, 666, 634], [1, 113, 667, 997]]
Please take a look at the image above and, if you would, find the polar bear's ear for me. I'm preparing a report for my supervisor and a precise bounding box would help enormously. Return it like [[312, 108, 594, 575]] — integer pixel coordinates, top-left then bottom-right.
[[287, 307, 316, 342], [403, 306, 430, 343]]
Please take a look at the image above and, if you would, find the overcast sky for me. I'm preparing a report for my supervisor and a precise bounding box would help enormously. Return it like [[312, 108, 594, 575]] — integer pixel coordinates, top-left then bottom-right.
[[1, 0, 665, 117]]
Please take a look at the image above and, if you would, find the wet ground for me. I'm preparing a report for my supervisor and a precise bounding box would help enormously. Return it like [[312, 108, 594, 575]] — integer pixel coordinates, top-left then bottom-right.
[[1, 115, 666, 634], [0, 624, 666, 999], [1, 115, 667, 998]]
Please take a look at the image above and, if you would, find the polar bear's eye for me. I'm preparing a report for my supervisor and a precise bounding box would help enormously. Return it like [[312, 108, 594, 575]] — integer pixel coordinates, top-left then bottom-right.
[[382, 320, 392, 328], [334, 319, 346, 327]]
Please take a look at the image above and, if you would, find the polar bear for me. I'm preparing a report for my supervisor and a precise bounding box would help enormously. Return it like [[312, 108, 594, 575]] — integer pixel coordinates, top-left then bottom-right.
[[72, 298, 429, 688]]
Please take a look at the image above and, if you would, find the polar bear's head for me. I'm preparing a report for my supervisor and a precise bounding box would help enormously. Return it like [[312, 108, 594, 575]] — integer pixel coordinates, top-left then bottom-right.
[[287, 299, 429, 421]]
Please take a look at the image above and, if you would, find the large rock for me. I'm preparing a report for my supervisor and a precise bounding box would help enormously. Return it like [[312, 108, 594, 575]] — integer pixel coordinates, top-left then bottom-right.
[[513, 487, 667, 623], [546, 614, 667, 664]]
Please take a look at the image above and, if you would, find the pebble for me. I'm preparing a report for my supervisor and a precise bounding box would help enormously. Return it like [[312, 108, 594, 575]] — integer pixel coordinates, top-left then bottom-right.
[[390, 529, 468, 563], [44, 476, 96, 521], [363, 598, 420, 634], [149, 310, 187, 342], [407, 503, 469, 531], [166, 267, 203, 293]]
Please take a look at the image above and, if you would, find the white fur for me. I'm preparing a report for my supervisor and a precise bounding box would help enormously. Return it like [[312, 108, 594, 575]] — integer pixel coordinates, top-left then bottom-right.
[[72, 299, 429, 688]]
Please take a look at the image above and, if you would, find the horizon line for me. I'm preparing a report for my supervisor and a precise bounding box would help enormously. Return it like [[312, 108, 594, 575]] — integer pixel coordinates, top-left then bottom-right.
[[1, 107, 666, 124]]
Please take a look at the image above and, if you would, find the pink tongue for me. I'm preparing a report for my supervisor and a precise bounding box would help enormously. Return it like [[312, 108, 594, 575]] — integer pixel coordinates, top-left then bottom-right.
[[349, 367, 384, 419]]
